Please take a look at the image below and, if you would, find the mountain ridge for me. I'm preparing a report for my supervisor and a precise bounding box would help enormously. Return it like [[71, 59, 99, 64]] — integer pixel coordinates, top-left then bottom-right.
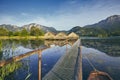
[[0, 15, 120, 36], [84, 15, 120, 30], [0, 23, 57, 33], [68, 15, 120, 36]]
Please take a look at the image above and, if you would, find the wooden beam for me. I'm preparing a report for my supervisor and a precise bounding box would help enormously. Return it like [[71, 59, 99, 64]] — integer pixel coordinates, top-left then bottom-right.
[[0, 48, 47, 67], [78, 46, 82, 80], [38, 50, 41, 80]]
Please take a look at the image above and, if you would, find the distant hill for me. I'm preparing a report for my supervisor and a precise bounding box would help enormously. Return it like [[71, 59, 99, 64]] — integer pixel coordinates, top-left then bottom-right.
[[68, 15, 120, 37], [22, 23, 57, 33], [0, 24, 19, 31], [85, 15, 120, 31], [0, 23, 57, 33], [68, 26, 81, 33]]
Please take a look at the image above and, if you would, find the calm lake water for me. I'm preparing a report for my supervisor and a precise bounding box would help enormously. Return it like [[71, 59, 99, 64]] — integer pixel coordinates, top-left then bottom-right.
[[0, 38, 120, 80]]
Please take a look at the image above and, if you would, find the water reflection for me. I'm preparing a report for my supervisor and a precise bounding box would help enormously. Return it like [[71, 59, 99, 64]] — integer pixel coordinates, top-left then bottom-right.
[[42, 39, 77, 77], [44, 39, 76, 47], [0, 39, 44, 60], [0, 39, 76, 80], [0, 39, 45, 80], [82, 46, 120, 80], [0, 61, 22, 80], [1, 38, 119, 80], [82, 38, 120, 56]]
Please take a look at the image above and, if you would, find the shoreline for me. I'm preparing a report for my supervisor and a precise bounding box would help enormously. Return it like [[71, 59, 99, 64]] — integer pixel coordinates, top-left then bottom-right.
[[0, 36, 44, 40]]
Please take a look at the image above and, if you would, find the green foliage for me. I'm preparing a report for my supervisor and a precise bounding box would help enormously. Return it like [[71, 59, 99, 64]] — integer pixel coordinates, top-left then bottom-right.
[[20, 28, 29, 37], [8, 31, 14, 37], [79, 27, 109, 37], [0, 62, 22, 80], [0, 40, 2, 51], [110, 30, 120, 36], [13, 31, 21, 36], [30, 26, 44, 36], [0, 27, 9, 36]]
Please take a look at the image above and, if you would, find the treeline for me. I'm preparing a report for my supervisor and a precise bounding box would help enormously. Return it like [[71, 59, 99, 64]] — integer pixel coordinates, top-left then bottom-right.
[[80, 27, 120, 37], [70, 26, 120, 37], [79, 27, 108, 37], [0, 26, 44, 37]]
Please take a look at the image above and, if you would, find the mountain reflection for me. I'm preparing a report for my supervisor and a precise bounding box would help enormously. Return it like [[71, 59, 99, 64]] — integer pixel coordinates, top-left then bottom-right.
[[81, 38, 120, 57]]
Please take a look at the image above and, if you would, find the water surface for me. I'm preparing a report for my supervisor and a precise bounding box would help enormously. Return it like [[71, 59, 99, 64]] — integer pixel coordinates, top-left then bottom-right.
[[0, 38, 120, 80]]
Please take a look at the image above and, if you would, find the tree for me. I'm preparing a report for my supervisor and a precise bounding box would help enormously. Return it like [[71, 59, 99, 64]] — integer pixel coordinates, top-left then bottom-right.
[[30, 26, 44, 36], [8, 31, 14, 37], [0, 27, 9, 36], [13, 31, 20, 36], [20, 28, 29, 37]]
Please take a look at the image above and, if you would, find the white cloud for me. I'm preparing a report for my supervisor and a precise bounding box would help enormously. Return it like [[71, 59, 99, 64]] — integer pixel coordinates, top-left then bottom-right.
[[21, 12, 29, 16], [0, 0, 120, 30]]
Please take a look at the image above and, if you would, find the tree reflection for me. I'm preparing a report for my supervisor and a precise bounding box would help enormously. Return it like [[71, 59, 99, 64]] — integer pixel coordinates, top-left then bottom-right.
[[82, 38, 120, 56], [0, 39, 38, 80], [30, 39, 44, 49], [0, 39, 78, 80]]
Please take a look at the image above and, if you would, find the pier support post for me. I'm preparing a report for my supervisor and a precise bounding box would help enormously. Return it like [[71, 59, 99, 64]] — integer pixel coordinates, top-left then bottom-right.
[[78, 46, 82, 80], [38, 50, 41, 80]]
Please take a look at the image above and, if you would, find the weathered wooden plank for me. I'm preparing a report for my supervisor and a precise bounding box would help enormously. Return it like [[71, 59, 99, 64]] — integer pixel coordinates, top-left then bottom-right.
[[38, 50, 42, 80]]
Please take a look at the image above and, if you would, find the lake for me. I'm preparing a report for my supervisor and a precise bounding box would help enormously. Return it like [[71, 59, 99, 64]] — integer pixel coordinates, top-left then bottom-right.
[[0, 38, 120, 80]]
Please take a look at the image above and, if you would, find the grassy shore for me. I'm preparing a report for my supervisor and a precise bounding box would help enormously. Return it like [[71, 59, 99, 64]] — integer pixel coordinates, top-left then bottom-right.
[[0, 36, 44, 40]]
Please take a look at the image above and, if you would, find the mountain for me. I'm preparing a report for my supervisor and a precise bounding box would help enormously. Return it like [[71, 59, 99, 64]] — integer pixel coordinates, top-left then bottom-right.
[[69, 15, 120, 37], [68, 26, 81, 34], [0, 24, 19, 31], [0, 23, 57, 33], [0, 15, 120, 37], [22, 23, 57, 33], [85, 15, 120, 31]]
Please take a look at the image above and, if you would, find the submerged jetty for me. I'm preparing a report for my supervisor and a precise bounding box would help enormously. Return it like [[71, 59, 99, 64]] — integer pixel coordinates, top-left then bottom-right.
[[43, 38, 113, 80], [43, 39, 81, 80]]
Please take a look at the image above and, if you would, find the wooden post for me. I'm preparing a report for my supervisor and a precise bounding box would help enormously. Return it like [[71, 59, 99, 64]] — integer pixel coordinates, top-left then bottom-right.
[[38, 50, 41, 80], [78, 46, 82, 80], [66, 39, 68, 53], [66, 43, 68, 53]]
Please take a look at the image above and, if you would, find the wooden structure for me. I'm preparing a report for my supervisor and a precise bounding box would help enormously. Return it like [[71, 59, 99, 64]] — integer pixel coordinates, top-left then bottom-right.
[[55, 32, 67, 40], [43, 39, 81, 80], [44, 32, 55, 40], [0, 48, 47, 80], [68, 32, 79, 40], [44, 32, 79, 40], [43, 39, 113, 80], [0, 48, 46, 67], [88, 70, 113, 80], [0, 39, 113, 80]]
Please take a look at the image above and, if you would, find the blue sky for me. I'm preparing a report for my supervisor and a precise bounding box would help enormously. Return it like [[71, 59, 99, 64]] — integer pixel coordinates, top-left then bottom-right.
[[0, 0, 120, 30]]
